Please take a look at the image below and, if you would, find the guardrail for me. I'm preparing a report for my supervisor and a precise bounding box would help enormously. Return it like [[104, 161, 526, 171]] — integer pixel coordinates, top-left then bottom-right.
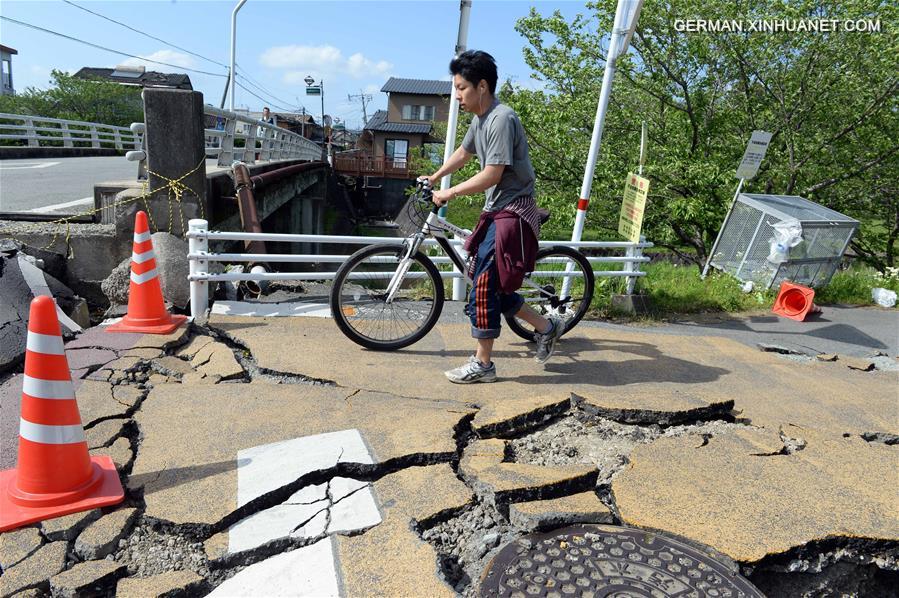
[[185, 219, 651, 320], [203, 106, 321, 167], [0, 113, 141, 150]]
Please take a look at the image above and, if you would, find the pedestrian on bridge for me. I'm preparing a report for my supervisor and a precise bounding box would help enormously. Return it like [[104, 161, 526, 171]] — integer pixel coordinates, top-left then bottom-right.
[[421, 50, 564, 384]]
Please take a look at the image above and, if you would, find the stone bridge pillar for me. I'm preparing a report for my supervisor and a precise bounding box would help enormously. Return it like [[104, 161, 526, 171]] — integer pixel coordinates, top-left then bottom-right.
[[116, 88, 207, 238]]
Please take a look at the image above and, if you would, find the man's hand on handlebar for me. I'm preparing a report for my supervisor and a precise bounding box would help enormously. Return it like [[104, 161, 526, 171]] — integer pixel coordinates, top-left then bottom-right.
[[431, 188, 453, 207]]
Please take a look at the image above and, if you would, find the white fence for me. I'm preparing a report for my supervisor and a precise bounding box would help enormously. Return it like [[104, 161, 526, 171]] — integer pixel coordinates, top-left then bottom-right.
[[203, 106, 321, 167], [185, 219, 651, 320], [0, 113, 141, 150]]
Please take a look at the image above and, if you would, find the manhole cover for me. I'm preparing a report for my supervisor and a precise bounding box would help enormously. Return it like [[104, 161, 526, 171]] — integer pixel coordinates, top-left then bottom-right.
[[479, 524, 764, 597]]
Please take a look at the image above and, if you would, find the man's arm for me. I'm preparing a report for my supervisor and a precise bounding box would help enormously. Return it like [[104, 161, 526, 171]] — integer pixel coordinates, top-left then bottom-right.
[[426, 145, 473, 185], [432, 164, 503, 205]]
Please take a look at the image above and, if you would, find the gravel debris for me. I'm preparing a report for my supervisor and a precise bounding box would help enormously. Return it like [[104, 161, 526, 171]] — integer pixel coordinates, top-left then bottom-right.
[[113, 524, 210, 579]]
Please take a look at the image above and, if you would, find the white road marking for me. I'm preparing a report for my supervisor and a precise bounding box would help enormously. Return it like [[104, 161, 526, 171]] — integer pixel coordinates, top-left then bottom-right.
[[211, 300, 332, 318], [26, 196, 93, 214], [207, 538, 340, 598], [0, 161, 61, 170], [228, 430, 381, 554]]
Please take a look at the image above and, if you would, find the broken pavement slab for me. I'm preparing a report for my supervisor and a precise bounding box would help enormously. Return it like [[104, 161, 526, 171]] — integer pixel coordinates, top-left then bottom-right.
[[85, 418, 128, 449], [76, 380, 135, 425], [116, 569, 205, 598], [91, 436, 134, 469], [334, 464, 470, 598], [48, 559, 127, 598], [74, 507, 139, 560], [40, 510, 101, 542], [509, 491, 613, 531], [613, 426, 899, 563], [0, 526, 42, 570], [130, 383, 475, 526], [460, 439, 597, 505], [0, 541, 67, 597], [571, 387, 733, 426]]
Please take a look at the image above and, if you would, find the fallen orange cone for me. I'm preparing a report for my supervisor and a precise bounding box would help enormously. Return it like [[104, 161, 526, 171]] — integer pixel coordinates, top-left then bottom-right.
[[0, 296, 124, 532], [107, 210, 188, 334], [772, 280, 821, 322]]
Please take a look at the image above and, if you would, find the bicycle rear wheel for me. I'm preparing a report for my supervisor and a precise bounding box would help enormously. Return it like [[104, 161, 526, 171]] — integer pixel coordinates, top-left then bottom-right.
[[505, 246, 595, 342], [330, 244, 444, 351]]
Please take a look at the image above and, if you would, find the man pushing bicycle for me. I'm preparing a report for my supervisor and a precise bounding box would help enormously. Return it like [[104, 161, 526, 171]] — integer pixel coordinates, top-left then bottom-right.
[[420, 50, 564, 384]]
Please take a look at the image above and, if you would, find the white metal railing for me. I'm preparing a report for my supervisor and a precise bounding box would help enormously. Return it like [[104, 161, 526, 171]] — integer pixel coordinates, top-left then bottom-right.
[[0, 113, 141, 150], [203, 106, 321, 167], [185, 219, 651, 320]]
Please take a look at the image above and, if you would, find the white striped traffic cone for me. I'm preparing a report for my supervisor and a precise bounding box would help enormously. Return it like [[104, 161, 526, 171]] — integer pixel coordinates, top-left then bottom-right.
[[107, 210, 187, 334], [0, 296, 124, 532]]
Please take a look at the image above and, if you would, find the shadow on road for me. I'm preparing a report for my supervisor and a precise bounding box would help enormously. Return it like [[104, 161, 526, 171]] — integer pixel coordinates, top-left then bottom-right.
[[401, 337, 731, 386]]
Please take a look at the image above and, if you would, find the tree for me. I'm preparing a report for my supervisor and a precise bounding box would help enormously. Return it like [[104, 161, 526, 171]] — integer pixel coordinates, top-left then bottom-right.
[[0, 70, 143, 127], [509, 0, 898, 268]]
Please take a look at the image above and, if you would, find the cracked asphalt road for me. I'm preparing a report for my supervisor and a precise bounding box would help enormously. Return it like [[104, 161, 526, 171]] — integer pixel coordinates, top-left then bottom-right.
[[0, 304, 896, 597]]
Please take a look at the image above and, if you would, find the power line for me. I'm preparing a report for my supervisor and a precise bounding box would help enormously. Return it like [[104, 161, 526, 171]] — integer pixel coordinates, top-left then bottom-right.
[[234, 64, 302, 112], [62, 0, 229, 69], [233, 80, 296, 113], [1, 16, 228, 78]]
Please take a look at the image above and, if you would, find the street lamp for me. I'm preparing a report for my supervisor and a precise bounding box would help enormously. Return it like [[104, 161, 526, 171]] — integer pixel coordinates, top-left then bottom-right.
[[229, 0, 248, 112], [304, 75, 325, 144]]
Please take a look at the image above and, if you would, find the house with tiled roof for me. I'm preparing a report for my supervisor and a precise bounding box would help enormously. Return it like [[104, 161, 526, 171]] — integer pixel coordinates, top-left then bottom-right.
[[74, 65, 193, 90], [358, 77, 452, 165]]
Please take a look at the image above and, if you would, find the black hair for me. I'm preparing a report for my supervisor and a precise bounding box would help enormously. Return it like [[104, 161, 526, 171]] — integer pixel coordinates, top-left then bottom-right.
[[449, 50, 498, 95]]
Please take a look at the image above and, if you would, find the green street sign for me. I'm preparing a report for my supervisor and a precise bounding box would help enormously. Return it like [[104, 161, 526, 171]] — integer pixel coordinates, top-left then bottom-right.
[[306, 87, 321, 96]]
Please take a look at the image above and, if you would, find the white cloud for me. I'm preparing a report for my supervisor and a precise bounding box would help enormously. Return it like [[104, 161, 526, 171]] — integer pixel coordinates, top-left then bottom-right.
[[260, 44, 393, 82], [363, 84, 381, 94], [120, 50, 198, 70]]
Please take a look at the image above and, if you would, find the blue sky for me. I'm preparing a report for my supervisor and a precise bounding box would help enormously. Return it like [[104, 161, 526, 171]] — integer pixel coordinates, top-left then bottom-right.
[[1, 1, 593, 129]]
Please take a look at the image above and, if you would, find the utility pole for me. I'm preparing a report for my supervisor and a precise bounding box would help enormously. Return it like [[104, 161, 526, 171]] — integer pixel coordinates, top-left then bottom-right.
[[347, 90, 372, 125]]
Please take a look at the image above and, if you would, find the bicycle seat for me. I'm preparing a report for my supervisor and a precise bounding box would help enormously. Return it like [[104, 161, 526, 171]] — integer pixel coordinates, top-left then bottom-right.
[[537, 208, 551, 225]]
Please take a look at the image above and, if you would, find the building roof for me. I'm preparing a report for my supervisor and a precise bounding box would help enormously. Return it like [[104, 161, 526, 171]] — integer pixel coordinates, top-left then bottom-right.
[[380, 78, 452, 96], [363, 110, 433, 134], [0, 45, 17, 55], [74, 67, 193, 90]]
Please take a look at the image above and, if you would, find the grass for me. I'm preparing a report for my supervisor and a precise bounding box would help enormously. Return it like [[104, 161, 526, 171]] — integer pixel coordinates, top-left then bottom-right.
[[588, 261, 899, 319]]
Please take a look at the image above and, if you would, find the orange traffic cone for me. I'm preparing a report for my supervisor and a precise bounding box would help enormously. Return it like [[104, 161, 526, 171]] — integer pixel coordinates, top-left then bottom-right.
[[772, 281, 822, 322], [107, 211, 187, 334], [0, 296, 124, 532]]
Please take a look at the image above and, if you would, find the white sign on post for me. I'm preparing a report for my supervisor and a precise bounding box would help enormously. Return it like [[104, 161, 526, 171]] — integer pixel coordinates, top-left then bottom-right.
[[735, 130, 773, 179]]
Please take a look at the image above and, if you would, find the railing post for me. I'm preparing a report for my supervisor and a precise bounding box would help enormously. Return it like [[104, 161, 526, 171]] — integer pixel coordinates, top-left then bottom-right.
[[113, 128, 122, 150], [60, 122, 73, 148], [244, 122, 257, 164], [625, 236, 645, 295], [189, 219, 209, 322], [25, 118, 38, 147], [90, 125, 100, 148], [220, 115, 236, 167]]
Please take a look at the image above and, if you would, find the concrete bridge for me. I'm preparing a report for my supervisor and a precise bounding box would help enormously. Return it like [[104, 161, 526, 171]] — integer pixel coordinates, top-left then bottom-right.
[[0, 88, 406, 305]]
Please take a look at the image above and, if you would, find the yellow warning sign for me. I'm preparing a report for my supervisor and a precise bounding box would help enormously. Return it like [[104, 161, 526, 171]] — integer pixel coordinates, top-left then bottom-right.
[[618, 173, 649, 242]]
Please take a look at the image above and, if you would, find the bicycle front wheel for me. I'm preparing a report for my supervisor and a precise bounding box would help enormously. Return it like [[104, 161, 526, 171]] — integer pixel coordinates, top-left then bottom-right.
[[330, 244, 445, 351], [505, 245, 595, 342]]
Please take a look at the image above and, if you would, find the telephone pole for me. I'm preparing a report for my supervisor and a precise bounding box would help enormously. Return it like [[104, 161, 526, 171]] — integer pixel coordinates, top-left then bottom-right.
[[347, 90, 372, 126]]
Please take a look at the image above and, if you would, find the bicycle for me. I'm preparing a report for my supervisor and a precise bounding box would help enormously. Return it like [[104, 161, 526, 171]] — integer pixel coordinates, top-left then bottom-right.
[[329, 182, 595, 350]]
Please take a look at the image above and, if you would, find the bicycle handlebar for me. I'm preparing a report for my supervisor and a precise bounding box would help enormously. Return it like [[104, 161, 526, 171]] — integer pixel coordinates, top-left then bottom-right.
[[416, 179, 443, 213]]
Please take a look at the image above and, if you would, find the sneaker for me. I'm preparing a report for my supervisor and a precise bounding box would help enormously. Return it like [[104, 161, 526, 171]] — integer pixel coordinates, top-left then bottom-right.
[[534, 315, 565, 363], [445, 356, 497, 384]]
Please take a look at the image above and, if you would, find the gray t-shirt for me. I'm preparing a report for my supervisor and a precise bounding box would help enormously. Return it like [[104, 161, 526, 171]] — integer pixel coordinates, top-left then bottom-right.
[[461, 101, 535, 212]]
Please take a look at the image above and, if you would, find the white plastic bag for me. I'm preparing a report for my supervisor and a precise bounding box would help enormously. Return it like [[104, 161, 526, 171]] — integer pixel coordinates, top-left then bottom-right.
[[871, 287, 897, 308], [767, 219, 804, 264]]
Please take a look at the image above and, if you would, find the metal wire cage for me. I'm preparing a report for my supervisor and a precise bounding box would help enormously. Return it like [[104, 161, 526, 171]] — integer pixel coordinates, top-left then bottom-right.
[[394, 189, 440, 237], [709, 194, 859, 289]]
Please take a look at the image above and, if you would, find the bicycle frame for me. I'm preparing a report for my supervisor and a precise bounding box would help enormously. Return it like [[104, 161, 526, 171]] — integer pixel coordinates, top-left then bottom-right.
[[384, 197, 551, 304]]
